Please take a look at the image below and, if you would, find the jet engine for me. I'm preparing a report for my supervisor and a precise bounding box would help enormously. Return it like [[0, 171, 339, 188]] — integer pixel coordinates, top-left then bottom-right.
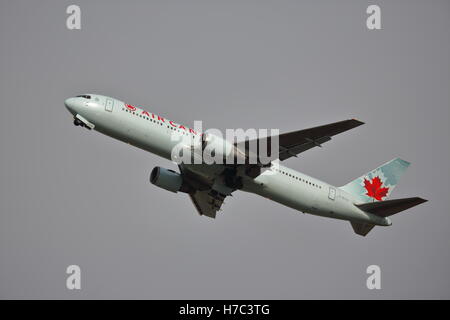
[[150, 167, 187, 193]]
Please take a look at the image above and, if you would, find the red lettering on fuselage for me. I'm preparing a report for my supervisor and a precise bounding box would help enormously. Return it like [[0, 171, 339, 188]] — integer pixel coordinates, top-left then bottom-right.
[[125, 104, 136, 111], [124, 102, 201, 135]]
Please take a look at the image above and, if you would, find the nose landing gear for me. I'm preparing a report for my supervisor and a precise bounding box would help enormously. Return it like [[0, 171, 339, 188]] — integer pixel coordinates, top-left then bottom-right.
[[72, 114, 94, 130]]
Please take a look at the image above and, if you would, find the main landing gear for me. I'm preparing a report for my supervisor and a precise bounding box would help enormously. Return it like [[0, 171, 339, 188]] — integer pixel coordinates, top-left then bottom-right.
[[223, 168, 243, 189]]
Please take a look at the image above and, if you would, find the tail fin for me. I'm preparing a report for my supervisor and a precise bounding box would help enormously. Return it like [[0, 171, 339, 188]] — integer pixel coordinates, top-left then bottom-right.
[[339, 158, 410, 203]]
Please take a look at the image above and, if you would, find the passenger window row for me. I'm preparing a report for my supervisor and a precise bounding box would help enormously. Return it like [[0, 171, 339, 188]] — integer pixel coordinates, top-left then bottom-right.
[[123, 108, 163, 126], [122, 108, 195, 137], [273, 168, 322, 189], [167, 125, 189, 135]]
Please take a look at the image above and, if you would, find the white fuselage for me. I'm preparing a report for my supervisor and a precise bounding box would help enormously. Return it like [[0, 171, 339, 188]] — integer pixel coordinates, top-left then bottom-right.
[[65, 94, 390, 226]]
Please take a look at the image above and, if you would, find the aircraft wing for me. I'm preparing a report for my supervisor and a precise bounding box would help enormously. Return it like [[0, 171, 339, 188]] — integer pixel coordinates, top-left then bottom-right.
[[178, 164, 232, 218], [237, 119, 364, 162], [189, 190, 226, 218], [277, 119, 364, 161]]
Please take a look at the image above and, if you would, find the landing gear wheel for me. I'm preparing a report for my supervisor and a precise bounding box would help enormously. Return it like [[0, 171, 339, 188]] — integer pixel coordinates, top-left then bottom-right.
[[74, 118, 83, 126]]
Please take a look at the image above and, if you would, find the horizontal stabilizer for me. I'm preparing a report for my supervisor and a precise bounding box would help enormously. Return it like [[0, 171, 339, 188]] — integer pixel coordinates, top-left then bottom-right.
[[356, 197, 427, 217]]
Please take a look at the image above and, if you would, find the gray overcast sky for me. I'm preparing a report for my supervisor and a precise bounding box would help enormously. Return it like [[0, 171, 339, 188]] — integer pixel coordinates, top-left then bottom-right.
[[0, 0, 449, 299]]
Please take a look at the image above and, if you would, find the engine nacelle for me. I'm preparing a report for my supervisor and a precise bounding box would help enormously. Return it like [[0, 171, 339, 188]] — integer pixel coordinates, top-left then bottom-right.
[[150, 167, 183, 193]]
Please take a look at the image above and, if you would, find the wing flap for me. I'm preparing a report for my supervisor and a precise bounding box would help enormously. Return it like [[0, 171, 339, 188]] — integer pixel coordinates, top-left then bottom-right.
[[189, 190, 226, 219], [279, 136, 331, 159]]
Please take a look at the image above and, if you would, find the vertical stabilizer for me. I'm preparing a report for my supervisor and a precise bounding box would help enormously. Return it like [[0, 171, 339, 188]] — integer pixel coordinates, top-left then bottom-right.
[[339, 158, 410, 203], [350, 222, 375, 236]]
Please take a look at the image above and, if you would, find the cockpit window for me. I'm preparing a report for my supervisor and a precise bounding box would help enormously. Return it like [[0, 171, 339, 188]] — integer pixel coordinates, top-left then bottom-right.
[[76, 95, 91, 99]]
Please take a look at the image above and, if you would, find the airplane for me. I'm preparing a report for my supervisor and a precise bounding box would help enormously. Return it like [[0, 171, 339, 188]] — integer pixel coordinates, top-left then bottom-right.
[[64, 94, 427, 236]]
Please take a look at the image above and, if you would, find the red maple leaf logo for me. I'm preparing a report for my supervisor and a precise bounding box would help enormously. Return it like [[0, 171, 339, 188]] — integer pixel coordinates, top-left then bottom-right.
[[363, 176, 389, 201]]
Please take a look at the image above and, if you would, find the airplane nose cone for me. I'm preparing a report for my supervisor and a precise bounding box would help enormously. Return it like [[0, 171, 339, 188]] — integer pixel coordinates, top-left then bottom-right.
[[64, 97, 78, 115]]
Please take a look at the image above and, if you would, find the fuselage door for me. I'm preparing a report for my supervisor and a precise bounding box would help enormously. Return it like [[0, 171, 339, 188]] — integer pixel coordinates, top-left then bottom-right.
[[328, 187, 336, 200], [105, 98, 114, 112]]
